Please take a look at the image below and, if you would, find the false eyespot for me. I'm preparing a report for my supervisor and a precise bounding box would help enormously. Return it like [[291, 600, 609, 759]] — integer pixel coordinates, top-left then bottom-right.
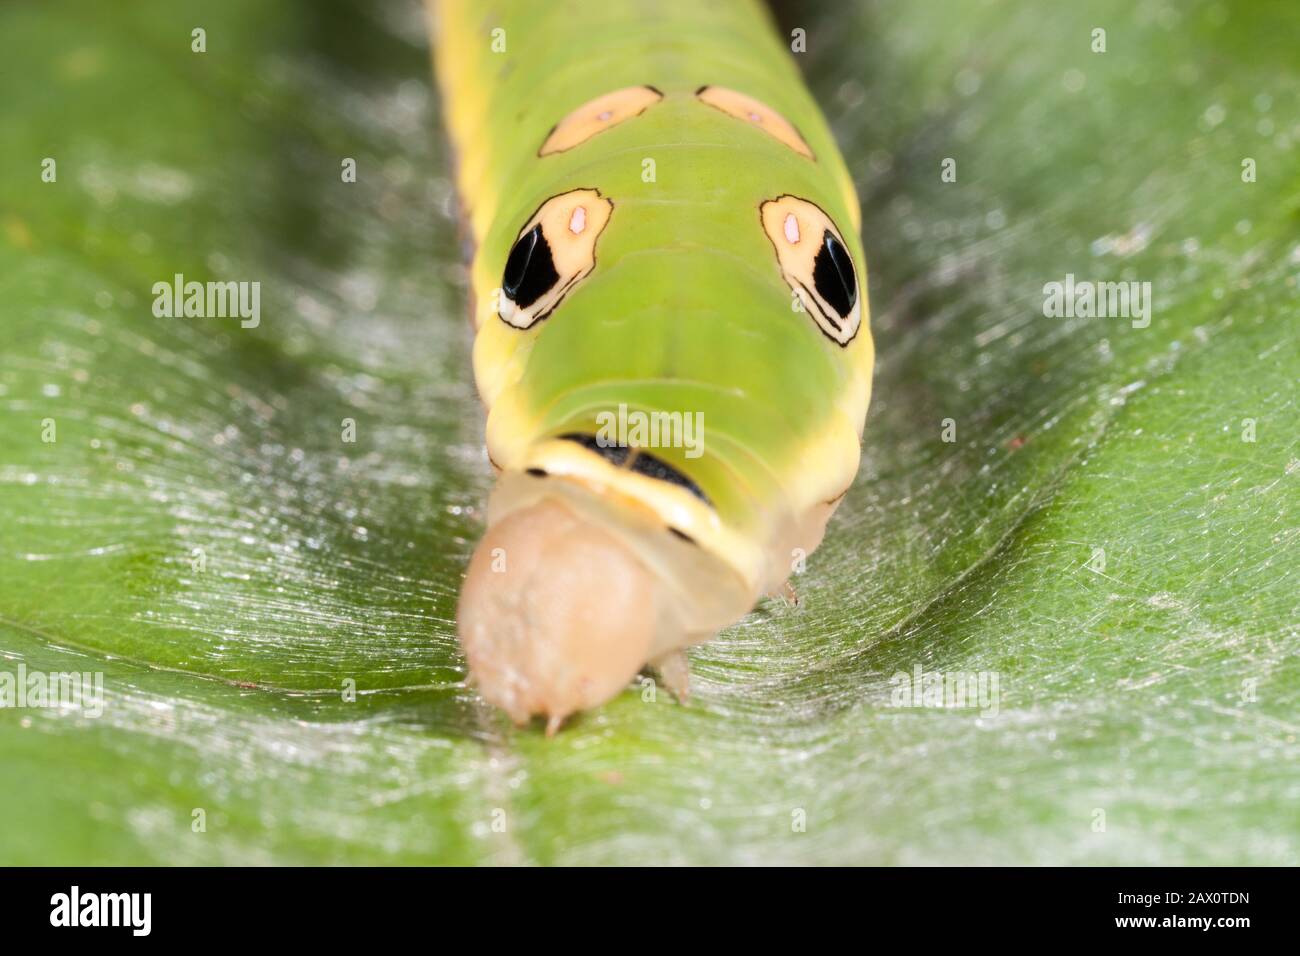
[[760, 195, 861, 346], [498, 188, 613, 329]]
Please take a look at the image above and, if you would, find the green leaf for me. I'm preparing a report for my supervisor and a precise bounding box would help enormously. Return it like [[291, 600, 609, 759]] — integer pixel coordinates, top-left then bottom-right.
[[1, 0, 1296, 864]]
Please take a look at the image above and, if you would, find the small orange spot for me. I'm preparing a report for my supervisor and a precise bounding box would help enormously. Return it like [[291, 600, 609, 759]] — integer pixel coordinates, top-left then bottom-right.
[[539, 86, 663, 156], [696, 85, 815, 159]]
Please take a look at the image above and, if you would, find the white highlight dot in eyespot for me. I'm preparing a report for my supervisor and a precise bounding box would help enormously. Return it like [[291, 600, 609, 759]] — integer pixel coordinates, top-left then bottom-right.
[[783, 213, 800, 244], [596, 110, 613, 122], [569, 206, 587, 235]]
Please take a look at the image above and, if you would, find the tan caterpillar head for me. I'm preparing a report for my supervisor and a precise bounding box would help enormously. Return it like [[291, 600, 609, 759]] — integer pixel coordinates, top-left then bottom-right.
[[458, 497, 686, 734]]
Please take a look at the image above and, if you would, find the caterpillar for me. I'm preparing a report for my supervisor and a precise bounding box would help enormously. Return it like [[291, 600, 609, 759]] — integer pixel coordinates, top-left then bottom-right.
[[430, 0, 874, 732]]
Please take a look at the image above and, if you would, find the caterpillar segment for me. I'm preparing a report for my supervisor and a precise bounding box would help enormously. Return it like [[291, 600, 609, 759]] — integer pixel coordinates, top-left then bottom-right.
[[429, 0, 874, 730]]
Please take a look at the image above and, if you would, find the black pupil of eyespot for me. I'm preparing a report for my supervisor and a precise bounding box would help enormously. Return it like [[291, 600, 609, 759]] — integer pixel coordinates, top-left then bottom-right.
[[812, 229, 857, 318], [502, 224, 560, 309]]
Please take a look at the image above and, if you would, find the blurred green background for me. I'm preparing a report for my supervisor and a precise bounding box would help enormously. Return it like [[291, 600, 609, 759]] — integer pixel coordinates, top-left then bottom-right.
[[0, 0, 1295, 864]]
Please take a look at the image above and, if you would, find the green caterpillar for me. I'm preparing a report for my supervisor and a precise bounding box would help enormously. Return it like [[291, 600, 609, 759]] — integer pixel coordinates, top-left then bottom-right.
[[430, 0, 874, 731]]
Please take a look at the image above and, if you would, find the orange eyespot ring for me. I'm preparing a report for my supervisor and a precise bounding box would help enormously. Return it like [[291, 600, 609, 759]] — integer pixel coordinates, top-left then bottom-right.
[[498, 188, 614, 329], [696, 85, 815, 159], [760, 195, 861, 346], [539, 86, 663, 156]]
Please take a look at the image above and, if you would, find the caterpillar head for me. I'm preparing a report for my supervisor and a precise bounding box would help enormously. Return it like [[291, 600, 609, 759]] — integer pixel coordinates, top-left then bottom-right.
[[458, 497, 684, 733]]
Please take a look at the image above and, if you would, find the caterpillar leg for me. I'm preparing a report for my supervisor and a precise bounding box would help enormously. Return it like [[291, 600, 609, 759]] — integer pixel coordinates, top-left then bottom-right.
[[652, 650, 691, 703]]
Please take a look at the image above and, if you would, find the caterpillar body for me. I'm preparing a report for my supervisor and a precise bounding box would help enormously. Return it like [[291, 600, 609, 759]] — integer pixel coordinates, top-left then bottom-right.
[[429, 0, 874, 731]]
